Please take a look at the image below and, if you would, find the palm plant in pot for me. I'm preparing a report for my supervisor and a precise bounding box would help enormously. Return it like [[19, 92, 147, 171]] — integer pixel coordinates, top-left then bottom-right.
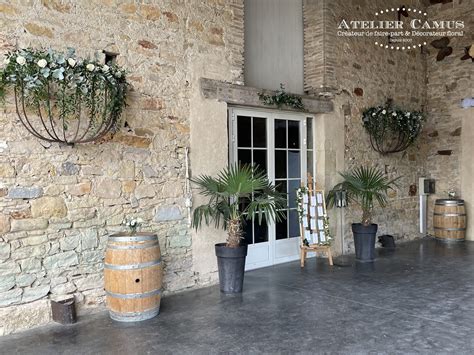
[[192, 164, 286, 293], [327, 166, 399, 262]]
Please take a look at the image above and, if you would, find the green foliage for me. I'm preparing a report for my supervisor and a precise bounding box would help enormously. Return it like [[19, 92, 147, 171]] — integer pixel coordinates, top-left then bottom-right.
[[362, 103, 424, 154], [191, 164, 287, 246], [296, 187, 333, 246], [327, 166, 400, 225], [258, 84, 304, 110], [0, 47, 128, 140]]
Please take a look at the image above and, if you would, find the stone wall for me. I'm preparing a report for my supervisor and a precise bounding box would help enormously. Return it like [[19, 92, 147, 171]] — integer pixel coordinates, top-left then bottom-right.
[[0, 0, 244, 335], [307, 0, 429, 252], [0, 0, 471, 337], [423, 0, 474, 237], [304, 0, 473, 247]]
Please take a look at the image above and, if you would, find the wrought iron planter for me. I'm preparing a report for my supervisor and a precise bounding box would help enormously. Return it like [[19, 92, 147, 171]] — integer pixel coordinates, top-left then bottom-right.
[[13, 84, 122, 145], [362, 101, 424, 155], [1, 48, 128, 145], [367, 125, 422, 154]]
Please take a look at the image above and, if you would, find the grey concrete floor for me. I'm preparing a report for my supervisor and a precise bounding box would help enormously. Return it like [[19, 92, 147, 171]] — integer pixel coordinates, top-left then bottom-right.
[[1, 237, 474, 354]]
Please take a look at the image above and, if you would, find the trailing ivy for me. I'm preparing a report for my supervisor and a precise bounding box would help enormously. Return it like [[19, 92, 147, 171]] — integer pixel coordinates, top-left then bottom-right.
[[258, 83, 304, 110]]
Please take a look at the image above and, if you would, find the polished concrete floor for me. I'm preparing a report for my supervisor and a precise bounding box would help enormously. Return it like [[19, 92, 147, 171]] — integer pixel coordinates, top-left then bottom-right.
[[1, 237, 474, 354]]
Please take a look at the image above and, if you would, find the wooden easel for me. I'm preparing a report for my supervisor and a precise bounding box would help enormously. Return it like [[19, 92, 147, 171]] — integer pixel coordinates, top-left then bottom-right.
[[299, 174, 333, 267]]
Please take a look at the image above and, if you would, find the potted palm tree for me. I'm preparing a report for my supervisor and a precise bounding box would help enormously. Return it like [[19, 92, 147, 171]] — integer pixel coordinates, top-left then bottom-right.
[[192, 164, 286, 293], [327, 166, 399, 262]]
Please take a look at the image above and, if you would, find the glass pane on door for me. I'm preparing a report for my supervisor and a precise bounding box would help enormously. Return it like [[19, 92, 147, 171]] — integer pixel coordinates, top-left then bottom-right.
[[288, 151, 300, 178], [254, 217, 268, 243], [253, 117, 267, 148], [236, 115, 268, 244], [274, 119, 302, 240], [237, 116, 251, 147], [288, 120, 300, 148], [276, 211, 288, 240]]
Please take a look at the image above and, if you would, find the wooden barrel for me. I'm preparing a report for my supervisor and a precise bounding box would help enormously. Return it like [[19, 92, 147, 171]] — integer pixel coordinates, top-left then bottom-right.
[[104, 233, 162, 322], [433, 199, 467, 241]]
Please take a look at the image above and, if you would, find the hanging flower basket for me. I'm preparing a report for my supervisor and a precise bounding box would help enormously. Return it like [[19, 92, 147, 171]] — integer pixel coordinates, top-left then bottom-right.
[[0, 48, 128, 144], [362, 102, 424, 154]]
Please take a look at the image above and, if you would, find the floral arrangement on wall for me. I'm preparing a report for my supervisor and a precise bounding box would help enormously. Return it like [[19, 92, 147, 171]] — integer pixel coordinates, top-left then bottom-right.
[[0, 48, 128, 144], [362, 102, 424, 154]]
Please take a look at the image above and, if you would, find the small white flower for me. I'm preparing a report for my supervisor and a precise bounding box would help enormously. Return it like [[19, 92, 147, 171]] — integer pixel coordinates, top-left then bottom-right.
[[372, 113, 376, 116], [16, 56, 26, 65], [392, 112, 397, 117], [86, 63, 95, 71], [381, 110, 386, 114], [115, 71, 122, 78], [67, 58, 76, 67], [406, 112, 411, 117], [102, 64, 109, 72], [37, 59, 48, 68]]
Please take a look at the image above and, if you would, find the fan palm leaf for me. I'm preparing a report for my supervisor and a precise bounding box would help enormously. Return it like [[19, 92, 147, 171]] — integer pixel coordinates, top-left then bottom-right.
[[191, 164, 287, 247], [327, 166, 400, 225]]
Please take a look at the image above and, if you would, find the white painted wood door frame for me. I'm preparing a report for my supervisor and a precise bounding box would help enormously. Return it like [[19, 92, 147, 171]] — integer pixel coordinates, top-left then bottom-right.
[[228, 106, 314, 270]]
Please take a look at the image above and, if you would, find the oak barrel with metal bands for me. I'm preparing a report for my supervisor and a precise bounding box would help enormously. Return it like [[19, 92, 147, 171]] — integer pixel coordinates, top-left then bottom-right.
[[433, 199, 467, 241], [104, 233, 162, 322]]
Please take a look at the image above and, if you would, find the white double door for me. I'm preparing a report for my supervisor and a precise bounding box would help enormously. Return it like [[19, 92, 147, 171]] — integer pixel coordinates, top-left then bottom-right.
[[229, 107, 315, 270]]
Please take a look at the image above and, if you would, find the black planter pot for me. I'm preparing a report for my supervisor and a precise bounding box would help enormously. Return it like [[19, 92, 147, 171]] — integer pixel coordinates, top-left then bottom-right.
[[378, 234, 396, 249], [215, 243, 248, 294], [352, 223, 378, 262]]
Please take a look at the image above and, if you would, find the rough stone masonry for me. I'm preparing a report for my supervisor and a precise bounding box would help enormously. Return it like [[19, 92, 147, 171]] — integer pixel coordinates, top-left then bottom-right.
[[0, 0, 472, 336], [0, 0, 244, 335]]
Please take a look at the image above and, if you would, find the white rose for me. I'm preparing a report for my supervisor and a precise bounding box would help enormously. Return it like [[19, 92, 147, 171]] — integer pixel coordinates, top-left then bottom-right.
[[86, 63, 95, 71], [37, 59, 48, 68], [381, 110, 386, 114], [67, 58, 76, 67], [102, 64, 109, 72], [16, 56, 26, 65]]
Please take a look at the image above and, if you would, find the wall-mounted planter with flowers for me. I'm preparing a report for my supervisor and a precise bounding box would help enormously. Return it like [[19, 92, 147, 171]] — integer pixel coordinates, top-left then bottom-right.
[[362, 101, 424, 154], [0, 48, 128, 145]]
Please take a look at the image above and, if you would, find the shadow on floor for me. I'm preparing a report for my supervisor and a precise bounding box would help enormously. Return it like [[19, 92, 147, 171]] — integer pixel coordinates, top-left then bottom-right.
[[1, 237, 474, 354]]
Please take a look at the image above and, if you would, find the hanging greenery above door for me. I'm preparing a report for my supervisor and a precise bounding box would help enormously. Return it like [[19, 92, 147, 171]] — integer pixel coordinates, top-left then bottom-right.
[[258, 83, 304, 110]]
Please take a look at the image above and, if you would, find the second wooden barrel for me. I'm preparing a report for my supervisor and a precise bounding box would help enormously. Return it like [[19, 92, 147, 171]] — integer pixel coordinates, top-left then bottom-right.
[[104, 233, 162, 322], [433, 199, 467, 241]]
